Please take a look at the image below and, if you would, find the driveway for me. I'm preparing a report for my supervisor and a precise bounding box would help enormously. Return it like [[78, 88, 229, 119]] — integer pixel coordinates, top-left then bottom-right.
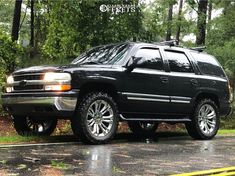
[[0, 133, 235, 176]]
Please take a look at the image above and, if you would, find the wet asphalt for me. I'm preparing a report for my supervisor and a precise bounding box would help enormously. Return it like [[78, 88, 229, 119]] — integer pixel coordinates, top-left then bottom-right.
[[0, 133, 235, 176]]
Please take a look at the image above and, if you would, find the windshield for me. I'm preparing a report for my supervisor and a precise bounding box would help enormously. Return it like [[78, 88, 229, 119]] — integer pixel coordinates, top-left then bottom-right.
[[71, 43, 130, 65]]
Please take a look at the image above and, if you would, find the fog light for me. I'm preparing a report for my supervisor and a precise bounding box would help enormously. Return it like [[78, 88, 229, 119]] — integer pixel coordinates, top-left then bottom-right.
[[6, 87, 13, 93]]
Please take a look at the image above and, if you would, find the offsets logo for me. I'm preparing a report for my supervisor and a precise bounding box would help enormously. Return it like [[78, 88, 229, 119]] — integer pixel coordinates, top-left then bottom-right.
[[100, 4, 138, 14]]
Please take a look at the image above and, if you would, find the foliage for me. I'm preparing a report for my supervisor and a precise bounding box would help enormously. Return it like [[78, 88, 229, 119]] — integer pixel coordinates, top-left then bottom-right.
[[42, 0, 143, 60], [0, 30, 23, 117], [0, 30, 23, 86]]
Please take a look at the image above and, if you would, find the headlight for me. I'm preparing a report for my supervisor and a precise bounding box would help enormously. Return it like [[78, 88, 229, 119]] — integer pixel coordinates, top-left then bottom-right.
[[44, 72, 71, 91], [7, 75, 14, 84], [44, 72, 71, 82]]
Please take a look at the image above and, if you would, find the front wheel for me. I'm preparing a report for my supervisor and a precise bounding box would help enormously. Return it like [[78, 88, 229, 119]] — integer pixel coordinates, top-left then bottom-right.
[[13, 116, 57, 136], [186, 99, 220, 140], [128, 121, 158, 136], [71, 92, 119, 144]]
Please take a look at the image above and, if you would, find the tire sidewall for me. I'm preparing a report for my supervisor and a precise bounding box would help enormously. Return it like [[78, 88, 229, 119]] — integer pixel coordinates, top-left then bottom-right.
[[194, 99, 220, 139], [77, 92, 118, 143], [13, 116, 57, 136]]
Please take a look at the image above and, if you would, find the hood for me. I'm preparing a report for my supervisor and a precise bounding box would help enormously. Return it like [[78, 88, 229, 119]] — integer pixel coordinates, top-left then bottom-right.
[[13, 65, 61, 75], [12, 64, 115, 75]]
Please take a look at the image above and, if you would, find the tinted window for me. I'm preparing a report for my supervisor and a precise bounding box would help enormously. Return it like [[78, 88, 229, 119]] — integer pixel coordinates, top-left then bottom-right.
[[165, 51, 193, 73], [190, 51, 225, 77], [135, 48, 163, 70]]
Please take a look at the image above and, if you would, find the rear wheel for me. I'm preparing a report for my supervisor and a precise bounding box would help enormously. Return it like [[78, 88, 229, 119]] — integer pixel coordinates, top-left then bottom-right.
[[71, 92, 119, 144], [186, 99, 220, 140], [128, 121, 158, 136], [13, 116, 57, 136]]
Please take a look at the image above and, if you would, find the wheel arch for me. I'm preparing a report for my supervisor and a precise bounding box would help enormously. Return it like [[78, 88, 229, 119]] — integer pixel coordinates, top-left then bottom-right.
[[78, 82, 118, 101], [195, 92, 220, 108]]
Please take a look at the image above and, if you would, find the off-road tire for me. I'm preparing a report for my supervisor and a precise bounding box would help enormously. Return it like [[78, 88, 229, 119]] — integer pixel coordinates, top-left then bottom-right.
[[71, 92, 119, 144], [13, 116, 57, 136]]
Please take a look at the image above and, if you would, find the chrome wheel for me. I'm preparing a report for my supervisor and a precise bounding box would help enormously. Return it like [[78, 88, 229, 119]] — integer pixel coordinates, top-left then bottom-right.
[[86, 100, 114, 137], [198, 104, 217, 135], [26, 117, 55, 133]]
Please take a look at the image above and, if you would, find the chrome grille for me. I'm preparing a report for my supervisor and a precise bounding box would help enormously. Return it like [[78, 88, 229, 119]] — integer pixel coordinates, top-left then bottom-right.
[[12, 73, 44, 92], [14, 74, 42, 81]]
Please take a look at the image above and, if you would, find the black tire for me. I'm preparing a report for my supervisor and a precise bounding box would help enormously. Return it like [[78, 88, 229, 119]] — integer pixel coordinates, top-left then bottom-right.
[[71, 92, 119, 144], [13, 116, 57, 136], [128, 121, 158, 136], [185, 99, 220, 140]]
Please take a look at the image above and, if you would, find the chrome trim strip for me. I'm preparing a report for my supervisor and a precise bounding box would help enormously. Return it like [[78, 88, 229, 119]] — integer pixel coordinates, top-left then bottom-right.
[[123, 92, 169, 99], [171, 96, 191, 100], [171, 100, 190, 103], [127, 97, 170, 102]]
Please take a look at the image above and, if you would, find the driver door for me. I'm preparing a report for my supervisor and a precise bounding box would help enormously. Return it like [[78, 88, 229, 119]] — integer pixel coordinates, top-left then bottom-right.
[[121, 47, 170, 114]]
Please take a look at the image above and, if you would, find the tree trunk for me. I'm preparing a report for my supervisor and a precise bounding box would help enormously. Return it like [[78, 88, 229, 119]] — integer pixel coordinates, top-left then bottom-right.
[[176, 0, 183, 44], [196, 0, 208, 46], [11, 0, 22, 41], [166, 2, 173, 41], [208, 0, 212, 22], [30, 0, 34, 47], [30, 0, 35, 58], [207, 0, 212, 32]]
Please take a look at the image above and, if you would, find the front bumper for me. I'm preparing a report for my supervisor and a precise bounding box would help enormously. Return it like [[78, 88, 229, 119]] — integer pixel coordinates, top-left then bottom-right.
[[1, 90, 79, 118]]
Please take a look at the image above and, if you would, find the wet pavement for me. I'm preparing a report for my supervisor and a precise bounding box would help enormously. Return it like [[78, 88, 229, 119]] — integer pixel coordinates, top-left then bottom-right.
[[0, 133, 235, 176]]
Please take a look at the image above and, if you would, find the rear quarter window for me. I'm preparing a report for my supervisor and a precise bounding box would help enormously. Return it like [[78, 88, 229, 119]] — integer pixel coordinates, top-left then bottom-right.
[[190, 51, 226, 77]]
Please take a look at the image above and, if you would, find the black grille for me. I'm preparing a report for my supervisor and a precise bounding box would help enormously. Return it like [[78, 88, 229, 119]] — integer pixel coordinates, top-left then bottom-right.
[[14, 74, 42, 81], [13, 85, 43, 91]]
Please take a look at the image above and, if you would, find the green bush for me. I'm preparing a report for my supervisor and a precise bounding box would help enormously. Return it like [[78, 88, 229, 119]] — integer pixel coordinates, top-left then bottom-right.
[[0, 30, 23, 116]]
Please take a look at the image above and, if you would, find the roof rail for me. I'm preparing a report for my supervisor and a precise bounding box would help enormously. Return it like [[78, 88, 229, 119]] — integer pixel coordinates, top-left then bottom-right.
[[190, 46, 206, 52], [159, 40, 179, 47]]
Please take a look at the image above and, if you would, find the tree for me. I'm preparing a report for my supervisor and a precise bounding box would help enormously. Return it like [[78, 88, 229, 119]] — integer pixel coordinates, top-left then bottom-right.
[[176, 0, 184, 43], [11, 0, 22, 41], [30, 0, 34, 48], [196, 0, 208, 46], [166, 1, 174, 41]]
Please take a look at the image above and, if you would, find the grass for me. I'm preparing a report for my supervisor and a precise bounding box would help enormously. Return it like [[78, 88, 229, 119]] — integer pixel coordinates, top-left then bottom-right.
[[0, 135, 45, 144], [0, 130, 235, 144], [218, 129, 235, 135], [0, 135, 78, 144]]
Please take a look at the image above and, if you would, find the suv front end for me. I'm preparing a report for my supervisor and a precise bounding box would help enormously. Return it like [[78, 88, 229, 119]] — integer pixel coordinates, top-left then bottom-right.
[[2, 70, 78, 118]]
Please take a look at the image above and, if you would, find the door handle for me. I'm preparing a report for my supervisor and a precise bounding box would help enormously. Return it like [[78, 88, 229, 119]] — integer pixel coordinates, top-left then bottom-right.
[[190, 79, 198, 86], [160, 77, 169, 84]]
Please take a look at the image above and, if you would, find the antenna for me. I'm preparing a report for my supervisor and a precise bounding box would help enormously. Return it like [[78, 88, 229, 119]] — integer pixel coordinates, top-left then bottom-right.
[[190, 46, 206, 52]]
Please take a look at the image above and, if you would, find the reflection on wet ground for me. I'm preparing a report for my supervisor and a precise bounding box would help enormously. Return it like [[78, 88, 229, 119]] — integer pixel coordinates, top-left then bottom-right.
[[0, 133, 235, 175]]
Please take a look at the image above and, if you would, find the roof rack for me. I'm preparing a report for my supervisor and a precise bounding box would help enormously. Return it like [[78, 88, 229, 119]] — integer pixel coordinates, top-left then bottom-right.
[[158, 40, 179, 47], [190, 46, 206, 52]]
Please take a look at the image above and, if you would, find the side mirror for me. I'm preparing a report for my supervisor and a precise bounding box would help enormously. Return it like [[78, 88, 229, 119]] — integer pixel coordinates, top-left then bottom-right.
[[126, 56, 146, 72]]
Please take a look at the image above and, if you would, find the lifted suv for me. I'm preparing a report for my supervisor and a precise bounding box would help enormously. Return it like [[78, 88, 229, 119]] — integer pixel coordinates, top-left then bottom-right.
[[2, 42, 232, 144]]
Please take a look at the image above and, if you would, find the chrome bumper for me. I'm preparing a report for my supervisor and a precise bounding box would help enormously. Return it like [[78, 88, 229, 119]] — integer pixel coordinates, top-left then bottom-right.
[[2, 96, 77, 111]]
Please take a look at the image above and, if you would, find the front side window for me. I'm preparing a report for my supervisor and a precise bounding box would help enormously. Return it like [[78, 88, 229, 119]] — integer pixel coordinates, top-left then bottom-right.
[[165, 51, 193, 73], [135, 48, 164, 70]]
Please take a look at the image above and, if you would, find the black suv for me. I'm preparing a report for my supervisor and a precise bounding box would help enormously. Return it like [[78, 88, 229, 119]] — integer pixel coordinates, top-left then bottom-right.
[[2, 42, 232, 144]]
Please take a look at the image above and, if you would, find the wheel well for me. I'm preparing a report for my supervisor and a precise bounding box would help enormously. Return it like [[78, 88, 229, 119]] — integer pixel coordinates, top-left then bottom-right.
[[195, 93, 219, 108], [78, 82, 118, 101]]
